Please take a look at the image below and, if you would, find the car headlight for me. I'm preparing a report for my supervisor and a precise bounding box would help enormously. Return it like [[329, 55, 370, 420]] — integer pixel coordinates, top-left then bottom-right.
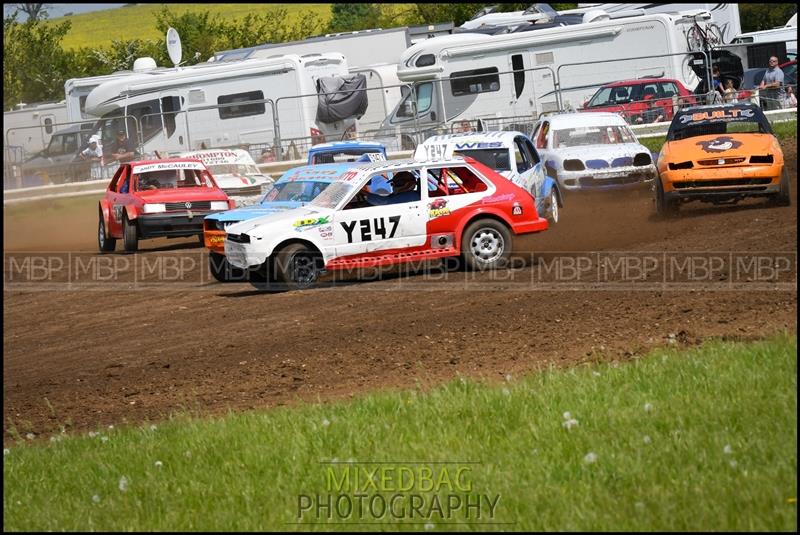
[[210, 201, 229, 211], [142, 203, 166, 213]]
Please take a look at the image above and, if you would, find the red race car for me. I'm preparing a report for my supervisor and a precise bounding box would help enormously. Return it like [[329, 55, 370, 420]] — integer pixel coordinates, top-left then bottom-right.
[[98, 158, 234, 252]]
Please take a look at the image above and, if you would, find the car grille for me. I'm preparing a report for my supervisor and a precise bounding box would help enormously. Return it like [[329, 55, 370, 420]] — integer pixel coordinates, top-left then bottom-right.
[[697, 157, 747, 166], [165, 201, 212, 211], [227, 233, 250, 244], [672, 178, 772, 189]]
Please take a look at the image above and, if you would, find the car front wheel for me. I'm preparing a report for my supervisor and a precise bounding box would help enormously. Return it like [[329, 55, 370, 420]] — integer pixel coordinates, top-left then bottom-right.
[[276, 243, 321, 290], [462, 219, 512, 271], [98, 214, 116, 253], [655, 178, 679, 217], [769, 168, 791, 207], [123, 214, 138, 253]]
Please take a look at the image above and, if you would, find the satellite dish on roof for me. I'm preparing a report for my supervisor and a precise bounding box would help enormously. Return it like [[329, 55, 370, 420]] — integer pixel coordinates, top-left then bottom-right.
[[166, 27, 182, 68]]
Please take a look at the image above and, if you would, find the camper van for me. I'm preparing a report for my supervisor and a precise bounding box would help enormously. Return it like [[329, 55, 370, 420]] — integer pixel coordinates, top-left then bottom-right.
[[3, 100, 69, 158], [378, 9, 736, 147], [731, 14, 798, 58], [84, 53, 356, 158], [64, 64, 163, 123]]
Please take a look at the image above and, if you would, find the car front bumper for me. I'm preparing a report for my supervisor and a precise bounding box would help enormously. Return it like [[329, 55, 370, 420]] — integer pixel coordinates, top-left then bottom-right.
[[225, 239, 269, 270], [661, 166, 783, 200], [558, 165, 656, 191], [138, 211, 224, 239]]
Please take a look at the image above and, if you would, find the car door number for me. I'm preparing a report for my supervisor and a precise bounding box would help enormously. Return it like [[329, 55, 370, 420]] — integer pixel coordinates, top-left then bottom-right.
[[340, 215, 401, 243]]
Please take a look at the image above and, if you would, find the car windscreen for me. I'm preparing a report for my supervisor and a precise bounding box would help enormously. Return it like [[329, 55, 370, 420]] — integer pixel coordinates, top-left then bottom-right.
[[208, 163, 261, 176], [587, 85, 637, 107], [453, 149, 511, 171], [309, 181, 355, 210], [311, 150, 385, 164], [552, 126, 635, 148], [259, 180, 329, 204], [667, 107, 772, 141], [136, 169, 214, 190]]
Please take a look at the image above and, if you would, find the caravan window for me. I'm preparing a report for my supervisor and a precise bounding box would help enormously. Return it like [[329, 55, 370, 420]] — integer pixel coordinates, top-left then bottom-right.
[[218, 91, 265, 120], [161, 96, 181, 137], [128, 99, 162, 141], [450, 68, 500, 96]]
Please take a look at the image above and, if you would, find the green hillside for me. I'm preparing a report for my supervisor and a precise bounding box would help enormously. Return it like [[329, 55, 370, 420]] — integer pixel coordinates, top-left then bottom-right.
[[47, 4, 332, 50]]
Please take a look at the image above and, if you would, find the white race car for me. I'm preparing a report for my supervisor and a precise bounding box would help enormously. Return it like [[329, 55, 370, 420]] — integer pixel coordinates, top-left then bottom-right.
[[179, 149, 274, 206], [414, 130, 562, 223], [224, 157, 549, 289], [530, 112, 657, 192]]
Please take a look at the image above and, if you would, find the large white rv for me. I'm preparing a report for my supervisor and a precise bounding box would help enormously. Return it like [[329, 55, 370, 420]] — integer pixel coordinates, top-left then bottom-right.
[[379, 9, 732, 142], [3, 100, 69, 157], [84, 53, 355, 155], [212, 27, 411, 69], [64, 60, 167, 123]]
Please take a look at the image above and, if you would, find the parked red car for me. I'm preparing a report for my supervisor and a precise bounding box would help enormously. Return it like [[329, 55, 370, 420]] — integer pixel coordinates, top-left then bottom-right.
[[98, 158, 234, 252], [581, 78, 696, 124]]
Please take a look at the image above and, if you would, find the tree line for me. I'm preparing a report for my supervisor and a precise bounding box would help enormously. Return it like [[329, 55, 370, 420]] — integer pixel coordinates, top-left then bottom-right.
[[3, 3, 795, 111]]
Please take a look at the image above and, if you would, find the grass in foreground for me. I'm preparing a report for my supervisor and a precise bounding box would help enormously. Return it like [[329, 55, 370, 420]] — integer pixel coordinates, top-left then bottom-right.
[[3, 334, 797, 531]]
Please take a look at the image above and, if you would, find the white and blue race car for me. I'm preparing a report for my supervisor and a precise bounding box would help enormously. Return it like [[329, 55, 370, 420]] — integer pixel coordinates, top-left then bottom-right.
[[414, 131, 562, 223]]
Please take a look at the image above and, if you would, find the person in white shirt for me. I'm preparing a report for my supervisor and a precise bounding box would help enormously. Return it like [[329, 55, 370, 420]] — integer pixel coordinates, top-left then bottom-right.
[[80, 136, 104, 179]]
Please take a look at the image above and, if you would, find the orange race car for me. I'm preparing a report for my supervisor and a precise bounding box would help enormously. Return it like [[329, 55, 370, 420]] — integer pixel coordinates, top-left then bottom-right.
[[655, 102, 790, 216]]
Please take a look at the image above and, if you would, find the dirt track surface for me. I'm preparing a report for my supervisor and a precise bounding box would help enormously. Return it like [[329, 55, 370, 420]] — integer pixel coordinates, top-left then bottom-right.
[[4, 141, 798, 441]]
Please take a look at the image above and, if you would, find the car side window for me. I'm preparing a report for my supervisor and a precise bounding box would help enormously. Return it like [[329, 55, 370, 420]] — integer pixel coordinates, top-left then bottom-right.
[[427, 166, 488, 196], [536, 121, 549, 149], [117, 167, 130, 194], [344, 171, 421, 209], [659, 82, 679, 98], [522, 138, 540, 165]]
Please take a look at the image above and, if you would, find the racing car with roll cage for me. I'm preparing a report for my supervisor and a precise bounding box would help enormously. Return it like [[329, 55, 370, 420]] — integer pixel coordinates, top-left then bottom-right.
[[98, 158, 233, 253], [223, 156, 549, 290], [655, 102, 789, 216]]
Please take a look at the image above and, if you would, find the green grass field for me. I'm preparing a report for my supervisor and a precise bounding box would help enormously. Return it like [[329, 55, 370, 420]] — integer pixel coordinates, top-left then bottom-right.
[[47, 4, 332, 50], [4, 334, 796, 531]]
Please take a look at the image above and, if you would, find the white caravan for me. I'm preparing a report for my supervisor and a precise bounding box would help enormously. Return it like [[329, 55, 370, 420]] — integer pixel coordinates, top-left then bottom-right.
[[379, 9, 731, 144], [84, 53, 353, 156], [3, 100, 69, 157]]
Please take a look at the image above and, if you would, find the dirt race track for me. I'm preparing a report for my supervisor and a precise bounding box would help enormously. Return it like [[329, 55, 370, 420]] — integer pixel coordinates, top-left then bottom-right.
[[4, 141, 798, 440]]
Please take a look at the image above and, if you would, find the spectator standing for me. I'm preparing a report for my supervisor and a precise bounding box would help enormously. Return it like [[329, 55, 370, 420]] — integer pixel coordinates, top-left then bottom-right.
[[80, 135, 104, 179], [758, 56, 785, 111], [722, 79, 738, 103], [108, 130, 138, 163]]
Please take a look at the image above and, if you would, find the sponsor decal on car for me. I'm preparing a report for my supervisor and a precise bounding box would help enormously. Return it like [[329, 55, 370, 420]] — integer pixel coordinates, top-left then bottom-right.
[[132, 161, 206, 174], [679, 108, 755, 124], [696, 136, 743, 153], [340, 216, 401, 243], [293, 216, 331, 232], [428, 198, 451, 219]]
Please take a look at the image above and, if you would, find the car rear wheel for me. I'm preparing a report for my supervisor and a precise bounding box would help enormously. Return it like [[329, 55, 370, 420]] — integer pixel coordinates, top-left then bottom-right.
[[462, 219, 512, 271], [98, 214, 116, 253], [655, 178, 679, 217], [546, 188, 559, 224], [769, 168, 791, 207], [276, 243, 321, 290], [123, 213, 138, 253]]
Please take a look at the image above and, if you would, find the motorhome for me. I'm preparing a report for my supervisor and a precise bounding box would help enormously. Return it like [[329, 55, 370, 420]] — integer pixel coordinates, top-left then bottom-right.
[[3, 100, 69, 157], [462, 3, 742, 43], [379, 9, 737, 146], [64, 59, 167, 123], [84, 53, 357, 157], [731, 14, 798, 58], [212, 27, 410, 69]]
